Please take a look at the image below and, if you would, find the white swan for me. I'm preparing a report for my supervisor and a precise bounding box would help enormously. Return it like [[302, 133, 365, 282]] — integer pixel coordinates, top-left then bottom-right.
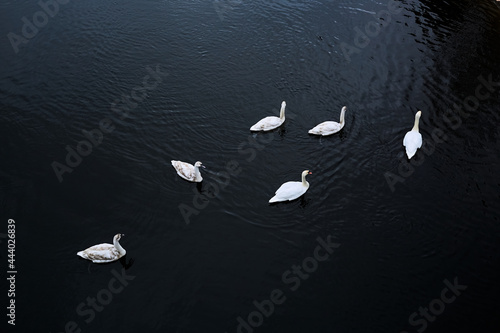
[[308, 106, 347, 136], [403, 111, 423, 159], [269, 170, 312, 203], [171, 160, 204, 182], [77, 234, 126, 263], [250, 101, 286, 131]]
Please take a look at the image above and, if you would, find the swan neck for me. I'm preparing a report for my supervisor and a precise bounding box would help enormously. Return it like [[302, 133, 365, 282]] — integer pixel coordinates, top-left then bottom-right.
[[412, 115, 420, 132], [340, 108, 346, 124], [194, 166, 202, 181], [301, 173, 308, 186], [279, 104, 286, 120], [113, 238, 125, 255]]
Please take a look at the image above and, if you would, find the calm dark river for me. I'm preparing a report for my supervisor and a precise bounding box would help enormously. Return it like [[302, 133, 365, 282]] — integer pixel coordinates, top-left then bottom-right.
[[1, 0, 500, 332]]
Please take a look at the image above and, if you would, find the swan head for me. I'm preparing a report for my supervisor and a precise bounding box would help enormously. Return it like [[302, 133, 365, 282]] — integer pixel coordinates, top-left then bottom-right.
[[301, 170, 312, 185], [194, 161, 205, 168], [114, 233, 124, 241], [416, 110, 422, 118], [281, 101, 286, 108]]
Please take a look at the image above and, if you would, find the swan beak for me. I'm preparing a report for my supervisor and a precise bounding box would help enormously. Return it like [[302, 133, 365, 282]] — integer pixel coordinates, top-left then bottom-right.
[[201, 165, 206, 169], [308, 171, 312, 174], [121, 234, 125, 237]]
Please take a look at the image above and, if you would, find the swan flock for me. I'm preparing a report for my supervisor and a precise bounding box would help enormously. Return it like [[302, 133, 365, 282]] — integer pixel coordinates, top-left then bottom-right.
[[78, 103, 425, 263], [171, 103, 423, 202]]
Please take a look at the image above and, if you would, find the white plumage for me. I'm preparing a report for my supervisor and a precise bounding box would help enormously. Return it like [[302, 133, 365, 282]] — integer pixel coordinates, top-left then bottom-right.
[[308, 106, 347, 136], [269, 170, 312, 203], [77, 234, 126, 263], [171, 160, 204, 182], [250, 101, 286, 131], [403, 111, 423, 159]]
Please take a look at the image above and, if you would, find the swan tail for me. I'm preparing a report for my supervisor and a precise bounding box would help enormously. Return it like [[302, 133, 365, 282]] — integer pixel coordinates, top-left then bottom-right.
[[250, 124, 264, 131], [269, 195, 280, 203], [405, 148, 416, 159], [308, 127, 322, 135]]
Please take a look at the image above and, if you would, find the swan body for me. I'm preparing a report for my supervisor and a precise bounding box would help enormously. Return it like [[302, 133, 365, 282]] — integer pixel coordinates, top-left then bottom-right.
[[308, 106, 347, 136], [250, 101, 286, 131], [77, 234, 126, 263], [171, 160, 204, 182], [269, 170, 312, 203], [403, 111, 423, 159]]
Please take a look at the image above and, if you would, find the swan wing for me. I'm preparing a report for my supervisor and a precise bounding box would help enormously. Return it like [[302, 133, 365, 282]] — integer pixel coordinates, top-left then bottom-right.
[[269, 181, 307, 202], [171, 160, 195, 181], [77, 243, 121, 263], [250, 116, 283, 131], [403, 131, 423, 159], [308, 121, 343, 136]]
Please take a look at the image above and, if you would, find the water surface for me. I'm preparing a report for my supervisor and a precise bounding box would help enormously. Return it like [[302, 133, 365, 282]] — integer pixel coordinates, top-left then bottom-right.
[[1, 0, 500, 332]]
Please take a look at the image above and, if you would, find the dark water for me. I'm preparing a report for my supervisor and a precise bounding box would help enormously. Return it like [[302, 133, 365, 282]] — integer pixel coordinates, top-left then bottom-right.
[[1, 0, 500, 332]]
